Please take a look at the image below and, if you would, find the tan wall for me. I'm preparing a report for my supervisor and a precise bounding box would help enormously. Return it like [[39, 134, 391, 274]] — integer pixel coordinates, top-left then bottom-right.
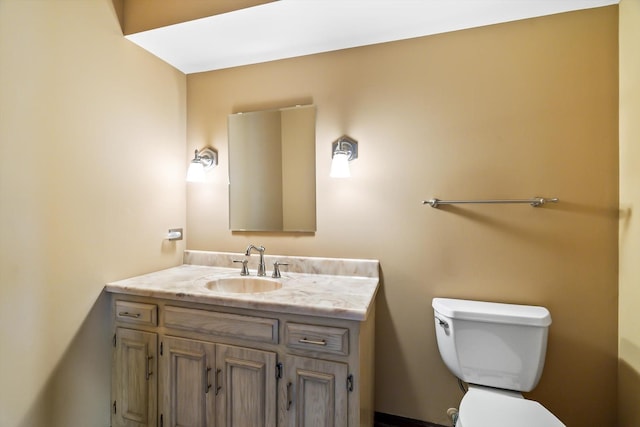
[[0, 1, 186, 426], [118, 0, 275, 35], [186, 7, 619, 426], [619, 0, 640, 425]]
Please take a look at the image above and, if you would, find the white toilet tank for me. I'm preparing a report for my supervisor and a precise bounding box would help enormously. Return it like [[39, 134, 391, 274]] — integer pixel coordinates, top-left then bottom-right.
[[432, 298, 552, 392]]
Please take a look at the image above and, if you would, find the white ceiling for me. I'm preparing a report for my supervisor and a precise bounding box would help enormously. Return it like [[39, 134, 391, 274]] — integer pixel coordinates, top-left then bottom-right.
[[125, 0, 618, 74]]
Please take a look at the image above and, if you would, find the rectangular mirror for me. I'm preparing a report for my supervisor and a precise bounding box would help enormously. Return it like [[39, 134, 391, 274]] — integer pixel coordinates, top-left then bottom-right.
[[228, 105, 316, 232]]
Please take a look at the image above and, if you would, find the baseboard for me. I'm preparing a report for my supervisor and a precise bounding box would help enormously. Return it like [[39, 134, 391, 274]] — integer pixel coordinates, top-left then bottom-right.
[[374, 412, 448, 427]]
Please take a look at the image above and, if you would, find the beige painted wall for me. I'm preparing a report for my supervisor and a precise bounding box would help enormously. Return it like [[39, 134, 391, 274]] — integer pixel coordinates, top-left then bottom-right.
[[619, 0, 640, 425], [187, 7, 619, 426], [0, 1, 186, 426], [117, 0, 275, 34]]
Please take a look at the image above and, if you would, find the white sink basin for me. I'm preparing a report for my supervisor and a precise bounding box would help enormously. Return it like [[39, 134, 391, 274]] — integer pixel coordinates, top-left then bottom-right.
[[205, 277, 282, 294]]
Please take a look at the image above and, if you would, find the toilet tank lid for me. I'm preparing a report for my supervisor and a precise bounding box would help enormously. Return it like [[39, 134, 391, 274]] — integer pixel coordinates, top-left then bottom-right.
[[432, 298, 551, 327]]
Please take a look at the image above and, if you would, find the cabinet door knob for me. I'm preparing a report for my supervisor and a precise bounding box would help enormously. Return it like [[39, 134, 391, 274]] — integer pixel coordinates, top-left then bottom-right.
[[286, 382, 293, 410], [146, 355, 153, 380], [205, 367, 212, 394], [215, 368, 222, 395]]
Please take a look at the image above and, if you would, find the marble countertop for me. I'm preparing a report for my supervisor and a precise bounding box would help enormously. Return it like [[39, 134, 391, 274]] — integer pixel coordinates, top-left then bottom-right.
[[105, 251, 380, 321]]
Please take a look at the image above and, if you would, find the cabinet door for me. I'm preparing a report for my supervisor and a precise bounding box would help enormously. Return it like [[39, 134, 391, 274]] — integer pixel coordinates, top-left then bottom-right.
[[112, 327, 157, 427], [215, 344, 277, 427], [281, 355, 348, 427], [159, 336, 216, 427]]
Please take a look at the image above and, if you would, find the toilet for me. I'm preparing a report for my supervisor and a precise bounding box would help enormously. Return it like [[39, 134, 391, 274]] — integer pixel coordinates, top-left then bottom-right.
[[432, 298, 565, 427]]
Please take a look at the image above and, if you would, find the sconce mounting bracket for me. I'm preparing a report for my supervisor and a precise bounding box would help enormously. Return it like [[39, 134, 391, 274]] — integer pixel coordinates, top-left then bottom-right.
[[198, 147, 218, 170], [332, 135, 358, 161]]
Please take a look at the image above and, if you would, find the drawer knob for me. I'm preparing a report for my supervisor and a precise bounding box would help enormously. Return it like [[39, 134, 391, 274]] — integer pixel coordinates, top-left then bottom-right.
[[298, 337, 327, 346], [118, 311, 141, 318]]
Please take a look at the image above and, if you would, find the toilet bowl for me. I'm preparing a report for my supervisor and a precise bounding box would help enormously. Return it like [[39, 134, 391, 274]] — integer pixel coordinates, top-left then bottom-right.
[[432, 298, 565, 427], [456, 385, 564, 427]]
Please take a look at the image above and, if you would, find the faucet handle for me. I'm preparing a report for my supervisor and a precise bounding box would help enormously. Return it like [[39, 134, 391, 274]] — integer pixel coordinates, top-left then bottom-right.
[[272, 261, 289, 278], [233, 259, 250, 276]]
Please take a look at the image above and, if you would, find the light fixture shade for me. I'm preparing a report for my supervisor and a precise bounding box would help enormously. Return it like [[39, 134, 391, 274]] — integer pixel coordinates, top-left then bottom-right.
[[186, 160, 206, 182], [330, 135, 357, 178], [330, 151, 351, 178], [186, 147, 218, 183]]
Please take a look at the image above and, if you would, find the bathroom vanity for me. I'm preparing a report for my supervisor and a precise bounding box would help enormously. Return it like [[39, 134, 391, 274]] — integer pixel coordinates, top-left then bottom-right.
[[105, 250, 379, 427]]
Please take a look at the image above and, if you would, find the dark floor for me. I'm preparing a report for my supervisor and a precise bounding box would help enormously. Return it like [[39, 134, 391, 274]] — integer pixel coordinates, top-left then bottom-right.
[[374, 412, 448, 427]]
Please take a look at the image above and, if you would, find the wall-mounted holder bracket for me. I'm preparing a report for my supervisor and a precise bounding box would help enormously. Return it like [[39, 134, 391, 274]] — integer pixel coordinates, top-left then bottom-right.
[[166, 228, 183, 240]]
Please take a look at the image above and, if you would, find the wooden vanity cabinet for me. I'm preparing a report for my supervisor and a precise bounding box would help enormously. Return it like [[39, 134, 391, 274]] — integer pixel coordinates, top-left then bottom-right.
[[280, 355, 348, 427], [158, 336, 216, 427], [214, 343, 277, 427], [112, 327, 158, 427], [110, 295, 375, 427]]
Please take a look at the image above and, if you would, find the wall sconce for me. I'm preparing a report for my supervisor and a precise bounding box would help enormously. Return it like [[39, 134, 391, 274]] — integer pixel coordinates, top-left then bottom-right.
[[330, 135, 358, 178], [186, 147, 218, 182]]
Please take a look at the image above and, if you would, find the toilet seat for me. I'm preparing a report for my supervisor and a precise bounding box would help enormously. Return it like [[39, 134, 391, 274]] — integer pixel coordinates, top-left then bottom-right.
[[458, 385, 565, 427]]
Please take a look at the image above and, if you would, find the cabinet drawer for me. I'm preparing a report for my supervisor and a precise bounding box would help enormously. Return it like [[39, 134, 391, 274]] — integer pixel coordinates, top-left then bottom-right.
[[115, 301, 158, 326], [285, 323, 349, 356], [164, 306, 278, 344]]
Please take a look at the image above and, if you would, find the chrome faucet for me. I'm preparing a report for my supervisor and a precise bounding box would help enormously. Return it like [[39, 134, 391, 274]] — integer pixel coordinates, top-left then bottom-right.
[[245, 244, 266, 276]]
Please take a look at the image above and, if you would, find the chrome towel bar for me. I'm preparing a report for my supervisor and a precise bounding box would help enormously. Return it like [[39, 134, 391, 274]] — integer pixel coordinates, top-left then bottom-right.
[[423, 197, 559, 208]]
